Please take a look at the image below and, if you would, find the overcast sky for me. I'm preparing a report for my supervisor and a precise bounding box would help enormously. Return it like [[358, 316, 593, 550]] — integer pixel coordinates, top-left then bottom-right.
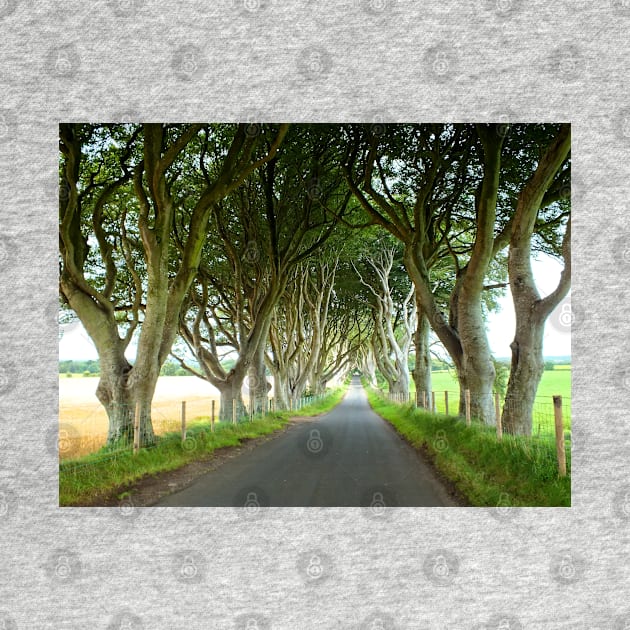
[[59, 253, 571, 362]]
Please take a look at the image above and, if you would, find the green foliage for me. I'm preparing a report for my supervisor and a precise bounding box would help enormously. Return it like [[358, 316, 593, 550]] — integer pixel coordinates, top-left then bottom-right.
[[544, 361, 556, 371], [59, 360, 99, 374], [492, 357, 509, 396], [159, 360, 188, 376], [431, 358, 451, 372], [366, 389, 570, 507]]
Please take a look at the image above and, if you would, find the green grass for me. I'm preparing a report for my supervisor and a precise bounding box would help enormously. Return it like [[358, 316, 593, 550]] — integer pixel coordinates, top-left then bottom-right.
[[59, 388, 346, 506], [366, 388, 570, 507]]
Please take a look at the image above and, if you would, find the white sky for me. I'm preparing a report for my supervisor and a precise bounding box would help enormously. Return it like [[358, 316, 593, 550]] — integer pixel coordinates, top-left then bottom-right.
[[59, 253, 571, 362], [485, 254, 570, 359]]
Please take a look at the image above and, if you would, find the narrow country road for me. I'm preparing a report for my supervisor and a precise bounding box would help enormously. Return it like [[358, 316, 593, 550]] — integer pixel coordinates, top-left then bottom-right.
[[154, 377, 458, 507]]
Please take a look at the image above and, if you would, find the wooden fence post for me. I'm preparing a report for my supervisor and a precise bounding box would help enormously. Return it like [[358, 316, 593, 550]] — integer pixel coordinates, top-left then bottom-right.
[[465, 389, 471, 426], [232, 400, 237, 425], [422, 391, 426, 409], [133, 402, 140, 454], [495, 392, 502, 440], [431, 391, 436, 413], [444, 391, 449, 416], [553, 395, 567, 477], [181, 401, 186, 442], [416, 390, 420, 408], [211, 400, 215, 433]]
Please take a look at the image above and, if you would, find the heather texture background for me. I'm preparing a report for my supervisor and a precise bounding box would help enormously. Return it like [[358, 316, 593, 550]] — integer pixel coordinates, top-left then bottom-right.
[[0, 1, 629, 628]]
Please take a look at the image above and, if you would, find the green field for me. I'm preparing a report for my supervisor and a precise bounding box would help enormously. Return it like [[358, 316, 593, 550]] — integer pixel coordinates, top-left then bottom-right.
[[404, 365, 571, 435]]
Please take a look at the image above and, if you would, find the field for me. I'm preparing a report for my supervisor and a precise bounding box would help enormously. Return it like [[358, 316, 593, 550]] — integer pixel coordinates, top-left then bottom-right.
[[406, 365, 572, 436], [59, 375, 231, 459]]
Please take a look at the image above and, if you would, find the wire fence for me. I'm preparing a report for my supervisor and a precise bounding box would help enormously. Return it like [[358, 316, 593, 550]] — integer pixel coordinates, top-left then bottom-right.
[[384, 388, 571, 477], [58, 393, 325, 467]]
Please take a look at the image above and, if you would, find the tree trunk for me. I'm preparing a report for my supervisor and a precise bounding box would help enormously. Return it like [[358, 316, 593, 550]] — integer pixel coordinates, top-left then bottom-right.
[[272, 368, 290, 411], [95, 359, 134, 445], [311, 378, 327, 396], [412, 307, 432, 406], [288, 374, 308, 407], [96, 356, 158, 446], [457, 297, 496, 424], [247, 331, 271, 415], [361, 348, 378, 388], [217, 377, 246, 423], [389, 373, 409, 397], [502, 315, 545, 435]]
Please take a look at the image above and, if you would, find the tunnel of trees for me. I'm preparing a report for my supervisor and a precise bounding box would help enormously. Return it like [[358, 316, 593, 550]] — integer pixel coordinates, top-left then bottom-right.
[[59, 122, 570, 444]]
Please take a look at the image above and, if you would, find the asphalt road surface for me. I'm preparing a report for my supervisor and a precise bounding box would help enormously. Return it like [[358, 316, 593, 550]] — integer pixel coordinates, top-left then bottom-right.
[[155, 377, 457, 507]]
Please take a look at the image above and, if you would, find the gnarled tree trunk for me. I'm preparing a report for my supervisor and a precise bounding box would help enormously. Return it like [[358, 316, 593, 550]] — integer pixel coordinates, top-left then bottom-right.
[[502, 313, 545, 435], [247, 322, 272, 415], [501, 124, 571, 435]]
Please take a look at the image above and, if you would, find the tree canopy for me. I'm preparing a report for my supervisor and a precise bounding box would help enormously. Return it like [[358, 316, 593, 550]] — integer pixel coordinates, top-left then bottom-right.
[[60, 122, 570, 440]]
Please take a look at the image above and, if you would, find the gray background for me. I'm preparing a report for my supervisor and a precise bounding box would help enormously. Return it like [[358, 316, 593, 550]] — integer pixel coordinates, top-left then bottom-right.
[[0, 0, 628, 628]]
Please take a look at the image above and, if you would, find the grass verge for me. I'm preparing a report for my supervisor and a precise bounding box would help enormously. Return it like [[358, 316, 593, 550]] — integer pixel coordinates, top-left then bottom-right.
[[59, 388, 345, 506], [367, 389, 570, 507]]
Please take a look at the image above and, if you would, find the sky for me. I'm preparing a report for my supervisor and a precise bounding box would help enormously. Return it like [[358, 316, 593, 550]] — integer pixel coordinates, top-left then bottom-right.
[[59, 253, 571, 362], [485, 254, 570, 359]]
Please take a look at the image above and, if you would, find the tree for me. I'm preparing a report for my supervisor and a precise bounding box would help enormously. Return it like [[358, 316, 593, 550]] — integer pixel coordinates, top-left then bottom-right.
[[354, 246, 416, 397], [174, 125, 349, 420], [344, 124, 507, 422], [59, 123, 287, 444], [266, 260, 335, 406], [501, 124, 571, 434]]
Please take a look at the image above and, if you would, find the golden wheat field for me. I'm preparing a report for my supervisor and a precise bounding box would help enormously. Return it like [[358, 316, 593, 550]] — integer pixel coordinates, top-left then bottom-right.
[[59, 376, 230, 459]]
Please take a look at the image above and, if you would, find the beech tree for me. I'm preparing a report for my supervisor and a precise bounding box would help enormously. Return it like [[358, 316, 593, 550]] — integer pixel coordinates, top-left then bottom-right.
[[174, 125, 349, 420], [354, 246, 415, 397], [501, 124, 571, 434], [344, 124, 507, 423], [59, 123, 287, 444], [266, 260, 338, 406]]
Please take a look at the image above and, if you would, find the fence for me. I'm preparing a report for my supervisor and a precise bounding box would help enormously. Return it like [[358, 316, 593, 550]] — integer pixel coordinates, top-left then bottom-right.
[[384, 388, 571, 477], [58, 393, 325, 464]]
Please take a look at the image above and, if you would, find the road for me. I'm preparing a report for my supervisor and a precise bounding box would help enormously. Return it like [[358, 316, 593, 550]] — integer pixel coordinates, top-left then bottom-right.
[[155, 377, 458, 507]]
